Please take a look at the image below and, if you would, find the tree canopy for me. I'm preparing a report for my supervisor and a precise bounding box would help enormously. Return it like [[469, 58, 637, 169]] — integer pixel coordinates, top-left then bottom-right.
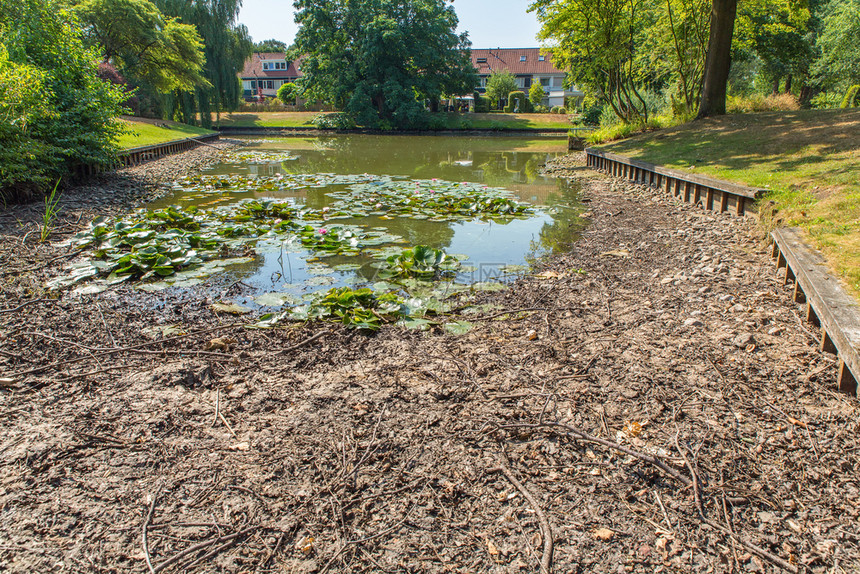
[[292, 0, 477, 129], [1, 0, 126, 200], [485, 71, 517, 109], [73, 0, 209, 93], [254, 39, 288, 53]]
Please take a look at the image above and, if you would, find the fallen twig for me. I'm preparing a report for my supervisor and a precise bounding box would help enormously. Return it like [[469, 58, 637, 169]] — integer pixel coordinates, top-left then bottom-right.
[[490, 450, 554, 574], [0, 298, 59, 314], [496, 421, 692, 487], [152, 525, 258, 573], [142, 483, 163, 574], [281, 329, 329, 354]]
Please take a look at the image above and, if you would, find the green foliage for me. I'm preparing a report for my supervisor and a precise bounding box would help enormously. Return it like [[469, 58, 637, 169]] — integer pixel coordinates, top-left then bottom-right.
[[550, 105, 565, 114], [277, 82, 299, 105], [292, 0, 477, 129], [841, 85, 860, 108], [72, 0, 209, 94], [813, 0, 860, 89], [377, 245, 460, 280], [0, 0, 127, 201], [310, 112, 357, 130], [154, 0, 253, 126], [504, 91, 531, 113], [529, 82, 546, 108], [485, 71, 517, 109], [253, 39, 288, 53], [473, 92, 491, 113], [40, 180, 62, 242]]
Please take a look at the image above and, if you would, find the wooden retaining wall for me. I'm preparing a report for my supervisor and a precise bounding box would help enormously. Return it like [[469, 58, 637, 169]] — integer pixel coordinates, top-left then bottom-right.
[[585, 148, 765, 217], [73, 133, 221, 179], [586, 148, 860, 394], [771, 229, 860, 394]]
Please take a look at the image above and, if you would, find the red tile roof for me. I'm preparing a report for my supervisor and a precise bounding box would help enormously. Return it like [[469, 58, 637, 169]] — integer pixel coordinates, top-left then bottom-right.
[[470, 48, 563, 76], [240, 52, 302, 79]]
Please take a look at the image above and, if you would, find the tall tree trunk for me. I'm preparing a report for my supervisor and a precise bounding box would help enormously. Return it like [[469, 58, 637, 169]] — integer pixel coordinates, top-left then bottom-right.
[[784, 74, 793, 94], [696, 0, 737, 119], [772, 77, 781, 95]]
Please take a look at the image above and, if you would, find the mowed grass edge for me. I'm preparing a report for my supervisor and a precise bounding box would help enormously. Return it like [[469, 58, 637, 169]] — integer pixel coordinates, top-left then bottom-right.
[[597, 109, 860, 295]]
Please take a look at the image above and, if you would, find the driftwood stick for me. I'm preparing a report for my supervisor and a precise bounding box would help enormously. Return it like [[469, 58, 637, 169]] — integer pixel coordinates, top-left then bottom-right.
[[490, 451, 554, 574], [0, 298, 59, 314], [281, 330, 329, 354], [142, 484, 163, 574], [152, 525, 258, 573], [497, 421, 692, 487]]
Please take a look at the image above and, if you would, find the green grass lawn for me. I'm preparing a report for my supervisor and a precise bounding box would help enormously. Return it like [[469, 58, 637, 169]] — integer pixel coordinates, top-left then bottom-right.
[[215, 111, 576, 130], [598, 108, 860, 294], [115, 117, 216, 149]]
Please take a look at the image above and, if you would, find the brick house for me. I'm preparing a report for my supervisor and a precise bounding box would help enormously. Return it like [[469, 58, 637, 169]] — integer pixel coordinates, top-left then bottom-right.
[[239, 52, 302, 101], [471, 48, 582, 108]]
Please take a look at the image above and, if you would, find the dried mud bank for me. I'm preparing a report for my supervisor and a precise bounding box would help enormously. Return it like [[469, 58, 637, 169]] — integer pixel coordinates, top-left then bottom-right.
[[1, 151, 859, 573]]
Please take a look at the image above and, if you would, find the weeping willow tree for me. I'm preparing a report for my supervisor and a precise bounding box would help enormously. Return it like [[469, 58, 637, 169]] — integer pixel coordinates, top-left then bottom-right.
[[155, 0, 252, 127]]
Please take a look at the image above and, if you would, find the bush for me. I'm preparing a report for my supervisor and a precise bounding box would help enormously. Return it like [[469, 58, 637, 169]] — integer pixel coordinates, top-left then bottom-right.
[[550, 105, 566, 114], [726, 93, 800, 113], [1, 0, 127, 202], [533, 105, 549, 113], [504, 91, 531, 113], [277, 82, 299, 105], [529, 82, 545, 109], [310, 112, 356, 130], [473, 92, 490, 113], [840, 85, 860, 108]]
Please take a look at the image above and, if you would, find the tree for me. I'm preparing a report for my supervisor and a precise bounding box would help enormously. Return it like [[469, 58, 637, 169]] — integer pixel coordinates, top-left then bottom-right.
[[277, 82, 299, 105], [812, 0, 860, 89], [485, 71, 517, 110], [1, 0, 127, 200], [696, 0, 738, 118], [529, 0, 654, 123], [254, 39, 288, 53], [292, 0, 477, 129], [73, 0, 209, 93], [529, 81, 546, 109], [155, 0, 253, 126]]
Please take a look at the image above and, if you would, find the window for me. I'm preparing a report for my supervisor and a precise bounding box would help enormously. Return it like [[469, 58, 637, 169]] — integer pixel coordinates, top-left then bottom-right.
[[520, 55, 526, 62], [538, 55, 545, 62], [265, 80, 274, 90], [540, 77, 550, 87], [262, 63, 269, 70], [476, 57, 487, 64], [276, 61, 286, 70]]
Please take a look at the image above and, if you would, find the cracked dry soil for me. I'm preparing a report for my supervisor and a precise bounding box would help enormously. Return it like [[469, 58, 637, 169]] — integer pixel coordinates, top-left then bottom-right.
[[1, 146, 858, 574]]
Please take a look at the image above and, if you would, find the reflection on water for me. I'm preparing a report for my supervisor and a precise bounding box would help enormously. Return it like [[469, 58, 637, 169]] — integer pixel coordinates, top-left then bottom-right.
[[149, 135, 585, 302]]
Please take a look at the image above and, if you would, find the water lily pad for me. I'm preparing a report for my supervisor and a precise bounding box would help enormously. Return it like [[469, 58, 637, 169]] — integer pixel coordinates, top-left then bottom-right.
[[255, 292, 301, 307], [211, 301, 252, 314], [443, 320, 473, 335]]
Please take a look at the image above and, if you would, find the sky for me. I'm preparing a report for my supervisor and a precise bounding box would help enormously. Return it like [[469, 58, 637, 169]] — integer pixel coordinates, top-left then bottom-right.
[[236, 0, 544, 49]]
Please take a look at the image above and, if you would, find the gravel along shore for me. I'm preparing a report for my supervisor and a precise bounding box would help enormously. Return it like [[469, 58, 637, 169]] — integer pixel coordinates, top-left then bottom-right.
[[0, 148, 857, 573]]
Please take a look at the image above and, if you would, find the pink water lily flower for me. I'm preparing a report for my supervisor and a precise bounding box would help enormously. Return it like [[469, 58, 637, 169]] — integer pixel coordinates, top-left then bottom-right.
[[317, 228, 328, 235]]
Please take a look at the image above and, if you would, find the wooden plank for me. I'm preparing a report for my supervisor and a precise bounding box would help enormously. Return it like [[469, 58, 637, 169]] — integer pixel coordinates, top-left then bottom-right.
[[772, 228, 860, 394], [586, 148, 765, 199]]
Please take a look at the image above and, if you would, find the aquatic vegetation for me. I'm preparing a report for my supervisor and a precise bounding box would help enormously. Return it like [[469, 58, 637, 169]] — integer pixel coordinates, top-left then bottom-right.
[[328, 179, 533, 221], [172, 173, 386, 194], [220, 150, 300, 164], [48, 200, 403, 291], [375, 245, 460, 280]]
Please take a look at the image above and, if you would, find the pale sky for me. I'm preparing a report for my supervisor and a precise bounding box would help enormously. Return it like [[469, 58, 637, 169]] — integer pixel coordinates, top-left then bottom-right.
[[237, 0, 544, 49]]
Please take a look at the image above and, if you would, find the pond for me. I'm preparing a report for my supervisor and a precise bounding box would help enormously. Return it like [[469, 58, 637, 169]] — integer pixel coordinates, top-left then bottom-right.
[[55, 135, 586, 329]]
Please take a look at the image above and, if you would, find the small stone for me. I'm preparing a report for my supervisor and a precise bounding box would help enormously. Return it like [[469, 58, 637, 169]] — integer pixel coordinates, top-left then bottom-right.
[[733, 333, 755, 348], [719, 294, 735, 303], [767, 327, 782, 336], [729, 304, 746, 313], [698, 286, 712, 294], [683, 318, 704, 328]]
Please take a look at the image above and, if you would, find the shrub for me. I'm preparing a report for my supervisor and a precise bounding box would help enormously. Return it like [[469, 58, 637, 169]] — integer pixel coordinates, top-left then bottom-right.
[[0, 0, 127, 202], [726, 93, 800, 113], [473, 92, 490, 113], [529, 82, 546, 108], [533, 105, 549, 113], [504, 91, 530, 113], [277, 82, 299, 105], [550, 105, 566, 114], [840, 85, 860, 108], [310, 112, 356, 130]]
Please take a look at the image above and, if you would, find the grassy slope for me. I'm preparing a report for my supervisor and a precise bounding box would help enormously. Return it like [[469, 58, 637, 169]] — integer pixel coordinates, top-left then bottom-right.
[[115, 117, 216, 149], [215, 111, 575, 130], [598, 109, 860, 293]]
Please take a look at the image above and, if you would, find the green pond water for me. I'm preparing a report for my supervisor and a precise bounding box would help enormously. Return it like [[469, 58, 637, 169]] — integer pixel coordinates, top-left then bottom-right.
[[56, 135, 586, 325]]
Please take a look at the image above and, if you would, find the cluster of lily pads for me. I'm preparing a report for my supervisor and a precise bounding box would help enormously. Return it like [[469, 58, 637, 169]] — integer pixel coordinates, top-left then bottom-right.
[[46, 200, 401, 292], [254, 286, 474, 332], [172, 173, 384, 195], [220, 150, 299, 164], [327, 178, 533, 221]]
